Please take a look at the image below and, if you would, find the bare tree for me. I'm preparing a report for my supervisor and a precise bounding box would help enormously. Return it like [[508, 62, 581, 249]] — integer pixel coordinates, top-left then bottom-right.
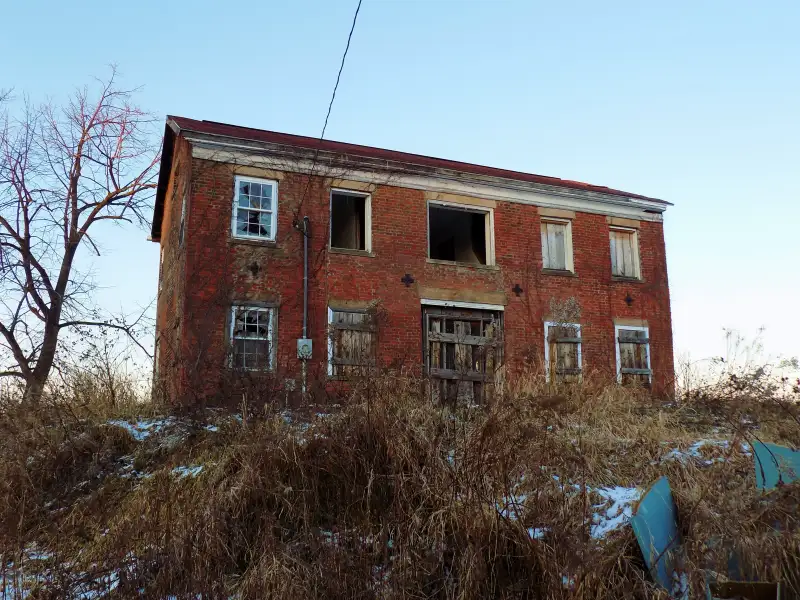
[[0, 71, 160, 403]]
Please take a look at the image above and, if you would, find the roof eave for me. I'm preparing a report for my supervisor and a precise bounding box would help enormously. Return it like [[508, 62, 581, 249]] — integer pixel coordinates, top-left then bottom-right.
[[150, 120, 179, 242]]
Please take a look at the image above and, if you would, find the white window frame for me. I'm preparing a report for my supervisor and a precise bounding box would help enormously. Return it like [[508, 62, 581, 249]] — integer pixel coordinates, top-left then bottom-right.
[[229, 305, 275, 371], [540, 218, 574, 272], [614, 324, 651, 384], [231, 175, 278, 242], [543, 321, 582, 383], [609, 226, 641, 279], [329, 188, 372, 252], [427, 200, 496, 266], [178, 193, 187, 247]]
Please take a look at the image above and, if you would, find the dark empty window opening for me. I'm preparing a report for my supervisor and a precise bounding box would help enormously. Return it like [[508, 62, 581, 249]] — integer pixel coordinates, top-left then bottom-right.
[[331, 192, 368, 251], [428, 205, 487, 265]]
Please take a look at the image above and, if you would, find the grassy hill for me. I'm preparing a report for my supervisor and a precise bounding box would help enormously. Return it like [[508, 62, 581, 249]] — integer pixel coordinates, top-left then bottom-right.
[[1, 371, 798, 599]]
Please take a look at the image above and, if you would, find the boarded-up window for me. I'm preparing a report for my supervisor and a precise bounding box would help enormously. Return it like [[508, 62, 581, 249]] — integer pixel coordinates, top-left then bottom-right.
[[328, 308, 377, 377], [544, 322, 581, 384], [541, 219, 573, 271], [616, 326, 651, 385], [609, 227, 640, 278], [230, 306, 273, 371], [424, 306, 502, 404]]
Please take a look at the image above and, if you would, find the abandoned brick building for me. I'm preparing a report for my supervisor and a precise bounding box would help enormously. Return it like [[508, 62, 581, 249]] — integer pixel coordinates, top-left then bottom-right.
[[151, 116, 674, 403]]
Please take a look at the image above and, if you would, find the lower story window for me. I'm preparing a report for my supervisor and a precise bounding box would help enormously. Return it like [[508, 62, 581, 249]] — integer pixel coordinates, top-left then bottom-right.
[[328, 307, 377, 377], [616, 325, 651, 385], [544, 322, 582, 383], [423, 305, 502, 403], [230, 305, 274, 371]]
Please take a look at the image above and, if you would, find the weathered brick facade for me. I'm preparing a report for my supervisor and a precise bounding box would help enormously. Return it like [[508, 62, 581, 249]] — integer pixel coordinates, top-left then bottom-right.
[[152, 117, 674, 405]]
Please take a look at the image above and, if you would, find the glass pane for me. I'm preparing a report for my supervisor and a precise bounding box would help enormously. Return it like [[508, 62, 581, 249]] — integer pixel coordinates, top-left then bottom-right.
[[249, 195, 260, 210], [239, 181, 250, 196], [610, 233, 618, 274], [236, 209, 250, 234], [258, 212, 272, 237], [541, 224, 550, 268], [238, 193, 250, 208], [545, 223, 566, 270]]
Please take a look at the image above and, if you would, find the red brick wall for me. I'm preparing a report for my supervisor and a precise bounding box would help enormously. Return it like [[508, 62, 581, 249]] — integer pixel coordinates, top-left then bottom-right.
[[157, 145, 674, 404], [153, 136, 191, 401]]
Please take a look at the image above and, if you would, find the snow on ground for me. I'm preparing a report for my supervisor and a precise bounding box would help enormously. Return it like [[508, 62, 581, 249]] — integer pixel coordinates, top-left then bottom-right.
[[662, 438, 752, 465], [589, 486, 641, 539], [107, 418, 175, 441], [171, 465, 204, 478]]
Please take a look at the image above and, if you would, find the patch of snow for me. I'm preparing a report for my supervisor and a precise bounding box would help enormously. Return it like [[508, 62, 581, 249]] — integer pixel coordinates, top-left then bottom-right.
[[108, 418, 174, 441], [204, 424, 219, 432], [590, 485, 641, 539], [527, 527, 547, 539], [662, 439, 746, 465], [172, 465, 203, 478], [496, 493, 527, 519]]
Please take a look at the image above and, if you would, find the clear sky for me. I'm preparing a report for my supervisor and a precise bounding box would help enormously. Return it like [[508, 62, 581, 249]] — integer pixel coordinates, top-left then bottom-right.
[[2, 0, 798, 369]]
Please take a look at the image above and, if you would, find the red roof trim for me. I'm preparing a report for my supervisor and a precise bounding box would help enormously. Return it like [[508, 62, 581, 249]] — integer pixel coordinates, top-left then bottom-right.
[[167, 115, 668, 204]]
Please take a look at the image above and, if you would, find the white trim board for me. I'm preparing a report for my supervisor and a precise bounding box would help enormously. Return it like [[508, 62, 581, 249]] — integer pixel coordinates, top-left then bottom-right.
[[190, 144, 666, 222], [420, 299, 505, 311]]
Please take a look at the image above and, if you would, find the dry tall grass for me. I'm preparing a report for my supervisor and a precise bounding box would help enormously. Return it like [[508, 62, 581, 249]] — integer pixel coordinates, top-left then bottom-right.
[[0, 368, 798, 599]]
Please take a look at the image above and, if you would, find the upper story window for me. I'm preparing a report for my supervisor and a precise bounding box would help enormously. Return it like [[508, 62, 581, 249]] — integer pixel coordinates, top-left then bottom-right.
[[615, 325, 651, 385], [609, 227, 640, 279], [541, 218, 574, 272], [544, 321, 582, 383], [330, 190, 371, 252], [230, 305, 274, 371], [232, 176, 277, 241], [428, 202, 494, 266]]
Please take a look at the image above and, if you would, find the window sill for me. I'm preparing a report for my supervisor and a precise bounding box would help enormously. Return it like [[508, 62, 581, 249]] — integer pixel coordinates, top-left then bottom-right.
[[426, 258, 499, 271], [329, 247, 374, 258], [542, 268, 577, 278], [230, 237, 278, 248], [611, 275, 644, 283]]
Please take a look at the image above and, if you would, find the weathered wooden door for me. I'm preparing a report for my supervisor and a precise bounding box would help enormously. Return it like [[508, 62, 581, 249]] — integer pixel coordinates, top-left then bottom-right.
[[423, 306, 502, 404]]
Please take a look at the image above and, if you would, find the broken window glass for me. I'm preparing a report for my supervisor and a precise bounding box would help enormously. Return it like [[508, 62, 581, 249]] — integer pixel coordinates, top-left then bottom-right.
[[330, 192, 368, 251], [428, 205, 488, 265], [233, 178, 276, 240], [231, 306, 273, 371]]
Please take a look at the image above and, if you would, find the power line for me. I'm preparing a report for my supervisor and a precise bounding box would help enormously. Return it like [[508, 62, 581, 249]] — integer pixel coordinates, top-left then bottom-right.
[[296, 0, 363, 225], [321, 0, 363, 141]]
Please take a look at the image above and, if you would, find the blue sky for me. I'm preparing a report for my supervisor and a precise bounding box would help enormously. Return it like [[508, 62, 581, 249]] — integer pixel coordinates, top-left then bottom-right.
[[2, 0, 798, 368]]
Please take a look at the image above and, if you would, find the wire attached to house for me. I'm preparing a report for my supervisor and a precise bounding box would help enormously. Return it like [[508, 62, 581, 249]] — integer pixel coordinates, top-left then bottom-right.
[[294, 0, 364, 227]]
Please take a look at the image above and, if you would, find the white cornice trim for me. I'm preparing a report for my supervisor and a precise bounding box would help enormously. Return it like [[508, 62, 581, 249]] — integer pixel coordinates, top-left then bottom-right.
[[421, 299, 505, 311], [187, 135, 666, 222]]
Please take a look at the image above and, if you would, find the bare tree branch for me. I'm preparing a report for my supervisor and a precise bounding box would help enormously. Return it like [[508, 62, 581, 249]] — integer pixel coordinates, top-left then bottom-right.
[[0, 69, 160, 402]]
